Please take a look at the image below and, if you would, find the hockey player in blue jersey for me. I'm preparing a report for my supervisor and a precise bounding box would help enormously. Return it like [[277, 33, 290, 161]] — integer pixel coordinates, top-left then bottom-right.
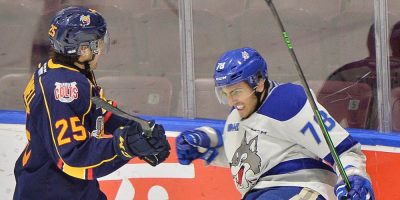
[[175, 47, 374, 200], [13, 6, 170, 200]]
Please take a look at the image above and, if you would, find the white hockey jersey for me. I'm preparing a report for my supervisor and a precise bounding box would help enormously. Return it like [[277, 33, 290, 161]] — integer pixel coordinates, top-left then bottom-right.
[[212, 82, 367, 199]]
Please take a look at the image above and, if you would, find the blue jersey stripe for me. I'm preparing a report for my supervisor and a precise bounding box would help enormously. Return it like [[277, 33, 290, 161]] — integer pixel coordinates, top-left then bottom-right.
[[261, 158, 335, 177], [323, 135, 359, 165]]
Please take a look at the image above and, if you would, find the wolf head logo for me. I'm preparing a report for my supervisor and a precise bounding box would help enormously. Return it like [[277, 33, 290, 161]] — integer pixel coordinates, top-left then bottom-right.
[[230, 132, 262, 189]]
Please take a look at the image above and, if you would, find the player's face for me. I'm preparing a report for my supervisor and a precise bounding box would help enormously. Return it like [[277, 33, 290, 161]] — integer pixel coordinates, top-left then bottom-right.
[[88, 53, 101, 70], [77, 39, 105, 70], [78, 49, 101, 70], [221, 82, 258, 118]]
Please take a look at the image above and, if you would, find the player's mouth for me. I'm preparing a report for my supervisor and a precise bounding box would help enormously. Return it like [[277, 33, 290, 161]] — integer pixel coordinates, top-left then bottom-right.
[[235, 104, 244, 110], [238, 166, 244, 185]]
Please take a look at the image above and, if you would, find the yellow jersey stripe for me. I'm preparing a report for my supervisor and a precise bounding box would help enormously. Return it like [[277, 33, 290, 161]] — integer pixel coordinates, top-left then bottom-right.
[[39, 76, 66, 164], [48, 59, 80, 72]]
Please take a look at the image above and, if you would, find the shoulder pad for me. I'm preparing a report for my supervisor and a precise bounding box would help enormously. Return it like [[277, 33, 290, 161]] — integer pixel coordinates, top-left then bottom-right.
[[257, 83, 307, 121]]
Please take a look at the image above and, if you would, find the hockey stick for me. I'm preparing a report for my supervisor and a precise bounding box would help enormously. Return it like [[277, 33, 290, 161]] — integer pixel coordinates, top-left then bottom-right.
[[264, 0, 351, 192], [91, 96, 160, 166], [91, 96, 155, 137]]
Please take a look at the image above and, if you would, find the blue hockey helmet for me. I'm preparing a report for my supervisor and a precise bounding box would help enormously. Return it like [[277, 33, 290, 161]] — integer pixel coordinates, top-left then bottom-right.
[[48, 6, 109, 56], [213, 47, 268, 104]]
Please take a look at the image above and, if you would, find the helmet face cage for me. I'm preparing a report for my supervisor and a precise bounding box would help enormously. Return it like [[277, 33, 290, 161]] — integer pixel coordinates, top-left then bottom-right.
[[49, 6, 108, 56], [213, 47, 267, 104], [77, 31, 110, 55]]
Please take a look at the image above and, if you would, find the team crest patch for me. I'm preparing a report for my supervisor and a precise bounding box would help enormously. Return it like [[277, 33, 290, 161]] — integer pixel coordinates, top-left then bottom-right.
[[54, 82, 79, 103], [230, 132, 261, 190], [227, 123, 239, 132], [80, 15, 91, 26], [242, 51, 249, 60]]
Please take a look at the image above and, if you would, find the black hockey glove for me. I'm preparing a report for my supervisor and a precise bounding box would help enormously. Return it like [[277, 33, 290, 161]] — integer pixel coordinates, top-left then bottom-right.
[[147, 124, 170, 150], [113, 121, 165, 160], [139, 124, 171, 165]]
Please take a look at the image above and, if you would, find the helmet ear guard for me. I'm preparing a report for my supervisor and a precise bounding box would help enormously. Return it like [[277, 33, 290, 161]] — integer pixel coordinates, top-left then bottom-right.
[[247, 71, 266, 89]]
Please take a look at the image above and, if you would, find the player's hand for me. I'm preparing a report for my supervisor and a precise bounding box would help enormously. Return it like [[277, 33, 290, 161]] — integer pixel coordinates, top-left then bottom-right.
[[147, 124, 170, 151], [138, 147, 170, 166], [113, 121, 165, 160], [175, 128, 220, 165], [146, 144, 170, 165], [335, 175, 375, 200], [139, 124, 171, 165]]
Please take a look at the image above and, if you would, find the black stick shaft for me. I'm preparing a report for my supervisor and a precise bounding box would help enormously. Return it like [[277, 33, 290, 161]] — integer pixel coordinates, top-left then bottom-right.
[[91, 96, 154, 137], [265, 0, 351, 192], [91, 96, 159, 166]]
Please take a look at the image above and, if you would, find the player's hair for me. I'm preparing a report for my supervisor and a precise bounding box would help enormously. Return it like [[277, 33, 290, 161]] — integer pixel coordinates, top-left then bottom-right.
[[50, 51, 79, 67]]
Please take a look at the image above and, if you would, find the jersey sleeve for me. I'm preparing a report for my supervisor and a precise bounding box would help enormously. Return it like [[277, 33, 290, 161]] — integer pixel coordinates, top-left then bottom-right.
[[39, 72, 128, 180], [210, 145, 230, 167]]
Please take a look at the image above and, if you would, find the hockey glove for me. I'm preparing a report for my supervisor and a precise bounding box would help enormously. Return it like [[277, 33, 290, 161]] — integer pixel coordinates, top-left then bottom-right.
[[140, 124, 171, 165], [335, 175, 375, 200], [153, 144, 171, 164], [176, 127, 223, 165], [113, 121, 165, 160], [147, 124, 170, 151]]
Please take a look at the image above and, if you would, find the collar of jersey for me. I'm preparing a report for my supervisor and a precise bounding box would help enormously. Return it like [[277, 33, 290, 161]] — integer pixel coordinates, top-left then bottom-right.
[[48, 59, 80, 72]]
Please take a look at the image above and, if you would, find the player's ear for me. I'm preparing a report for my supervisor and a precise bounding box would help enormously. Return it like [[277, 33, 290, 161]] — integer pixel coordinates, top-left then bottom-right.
[[256, 78, 266, 92]]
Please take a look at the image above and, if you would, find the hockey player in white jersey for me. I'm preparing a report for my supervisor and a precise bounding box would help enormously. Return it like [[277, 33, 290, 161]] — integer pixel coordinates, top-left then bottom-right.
[[175, 47, 374, 200]]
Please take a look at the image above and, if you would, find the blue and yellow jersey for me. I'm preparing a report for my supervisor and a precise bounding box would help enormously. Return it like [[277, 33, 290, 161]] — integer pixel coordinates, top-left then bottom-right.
[[14, 59, 130, 200]]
